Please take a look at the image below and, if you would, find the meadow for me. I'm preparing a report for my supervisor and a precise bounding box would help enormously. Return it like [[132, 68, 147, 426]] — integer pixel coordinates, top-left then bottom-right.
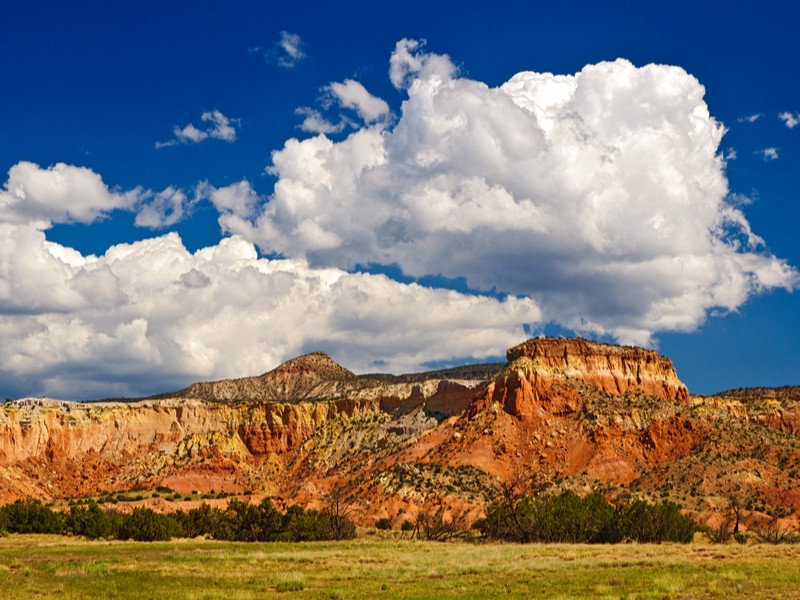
[[1, 534, 799, 599]]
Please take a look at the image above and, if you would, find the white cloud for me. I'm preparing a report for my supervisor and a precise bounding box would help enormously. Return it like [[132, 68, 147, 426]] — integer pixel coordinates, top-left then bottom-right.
[[0, 162, 540, 399], [295, 80, 389, 134], [724, 147, 737, 161], [175, 123, 208, 144], [327, 79, 390, 124], [199, 180, 259, 219], [295, 107, 348, 134], [277, 31, 306, 68], [779, 111, 799, 128], [389, 38, 456, 90], [0, 161, 140, 227], [156, 110, 238, 148], [737, 113, 763, 124], [202, 110, 237, 141], [0, 232, 540, 399], [760, 147, 779, 161], [134, 187, 190, 229], [4, 42, 798, 398], [227, 42, 797, 346]]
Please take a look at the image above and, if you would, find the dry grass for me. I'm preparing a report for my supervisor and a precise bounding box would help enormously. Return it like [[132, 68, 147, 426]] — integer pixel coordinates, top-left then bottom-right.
[[0, 535, 798, 598]]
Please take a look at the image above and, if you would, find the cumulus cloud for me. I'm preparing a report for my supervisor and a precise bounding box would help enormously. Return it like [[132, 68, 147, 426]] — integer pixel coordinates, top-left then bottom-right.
[[196, 180, 263, 237], [0, 161, 141, 228], [156, 110, 238, 148], [0, 162, 540, 399], [389, 38, 456, 90], [760, 147, 779, 161], [779, 111, 799, 128], [327, 79, 390, 124], [224, 41, 797, 346], [295, 80, 389, 134], [295, 107, 349, 134], [134, 187, 190, 229], [5, 42, 798, 398], [0, 233, 539, 399]]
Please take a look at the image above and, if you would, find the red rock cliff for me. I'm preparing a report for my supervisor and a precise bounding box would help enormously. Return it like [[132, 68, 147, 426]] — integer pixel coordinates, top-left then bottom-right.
[[482, 337, 689, 419]]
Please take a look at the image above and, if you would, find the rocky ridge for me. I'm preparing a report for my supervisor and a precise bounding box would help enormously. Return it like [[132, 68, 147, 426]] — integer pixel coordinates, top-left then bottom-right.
[[0, 337, 798, 529]]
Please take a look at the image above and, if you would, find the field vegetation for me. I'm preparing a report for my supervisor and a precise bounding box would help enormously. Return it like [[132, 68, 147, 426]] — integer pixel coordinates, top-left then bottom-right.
[[0, 535, 799, 599], [0, 491, 697, 545]]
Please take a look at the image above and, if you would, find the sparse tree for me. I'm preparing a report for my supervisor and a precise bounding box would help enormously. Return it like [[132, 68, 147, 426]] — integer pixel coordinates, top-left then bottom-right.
[[322, 486, 357, 540]]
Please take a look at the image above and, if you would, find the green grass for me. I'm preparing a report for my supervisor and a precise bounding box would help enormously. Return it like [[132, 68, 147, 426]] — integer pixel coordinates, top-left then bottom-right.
[[0, 535, 798, 598]]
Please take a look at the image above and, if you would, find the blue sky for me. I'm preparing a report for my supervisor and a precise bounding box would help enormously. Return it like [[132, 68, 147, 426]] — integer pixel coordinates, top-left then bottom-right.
[[1, 1, 798, 398]]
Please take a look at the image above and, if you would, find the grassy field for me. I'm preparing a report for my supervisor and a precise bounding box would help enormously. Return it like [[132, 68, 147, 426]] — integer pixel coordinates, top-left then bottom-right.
[[0, 534, 799, 599]]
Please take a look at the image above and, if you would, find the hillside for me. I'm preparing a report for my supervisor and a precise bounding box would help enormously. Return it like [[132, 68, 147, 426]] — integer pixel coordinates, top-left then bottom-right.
[[0, 337, 798, 529]]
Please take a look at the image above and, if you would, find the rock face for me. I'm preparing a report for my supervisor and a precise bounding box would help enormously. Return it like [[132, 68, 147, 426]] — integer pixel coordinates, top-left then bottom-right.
[[0, 354, 486, 503], [711, 386, 800, 434], [0, 337, 797, 527], [511, 337, 688, 401], [485, 338, 689, 420]]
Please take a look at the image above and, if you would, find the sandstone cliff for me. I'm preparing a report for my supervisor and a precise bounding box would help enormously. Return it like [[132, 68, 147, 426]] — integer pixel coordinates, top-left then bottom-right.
[[0, 338, 797, 528]]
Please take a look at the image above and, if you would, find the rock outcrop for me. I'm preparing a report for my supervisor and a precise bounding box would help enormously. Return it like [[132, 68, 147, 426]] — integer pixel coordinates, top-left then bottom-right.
[[178, 352, 358, 402], [506, 337, 689, 402], [470, 338, 688, 421]]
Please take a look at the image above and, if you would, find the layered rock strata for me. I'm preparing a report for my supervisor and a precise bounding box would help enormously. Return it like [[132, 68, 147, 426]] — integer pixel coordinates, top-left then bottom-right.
[[483, 338, 689, 420], [0, 338, 797, 525]]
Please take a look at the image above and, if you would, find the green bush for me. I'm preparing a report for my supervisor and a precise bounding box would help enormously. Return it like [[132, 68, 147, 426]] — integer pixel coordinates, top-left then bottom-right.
[[117, 507, 183, 541], [0, 496, 355, 544], [176, 504, 231, 539], [0, 500, 66, 534], [375, 518, 392, 530], [479, 491, 695, 544], [66, 502, 121, 539]]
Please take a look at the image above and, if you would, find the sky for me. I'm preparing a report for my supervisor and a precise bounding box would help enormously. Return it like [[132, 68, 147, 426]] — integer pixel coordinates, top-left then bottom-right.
[[1, 0, 799, 399]]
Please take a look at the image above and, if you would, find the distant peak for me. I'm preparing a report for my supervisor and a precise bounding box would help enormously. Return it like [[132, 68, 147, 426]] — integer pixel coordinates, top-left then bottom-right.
[[269, 352, 355, 381]]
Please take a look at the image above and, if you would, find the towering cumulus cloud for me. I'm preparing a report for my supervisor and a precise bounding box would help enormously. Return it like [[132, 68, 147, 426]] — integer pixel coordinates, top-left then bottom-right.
[[228, 39, 795, 345], [1, 41, 796, 399]]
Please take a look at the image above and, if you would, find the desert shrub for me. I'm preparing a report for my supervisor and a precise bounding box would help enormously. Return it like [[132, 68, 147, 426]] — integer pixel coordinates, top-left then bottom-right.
[[416, 503, 470, 541], [479, 492, 695, 544], [600, 499, 695, 543], [0, 500, 66, 534], [703, 519, 734, 544], [281, 505, 331, 541], [177, 504, 232, 539], [375, 517, 392, 530], [400, 519, 414, 531], [117, 507, 183, 541], [751, 516, 798, 544], [223, 498, 284, 542], [66, 502, 121, 539], [0, 497, 355, 543]]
